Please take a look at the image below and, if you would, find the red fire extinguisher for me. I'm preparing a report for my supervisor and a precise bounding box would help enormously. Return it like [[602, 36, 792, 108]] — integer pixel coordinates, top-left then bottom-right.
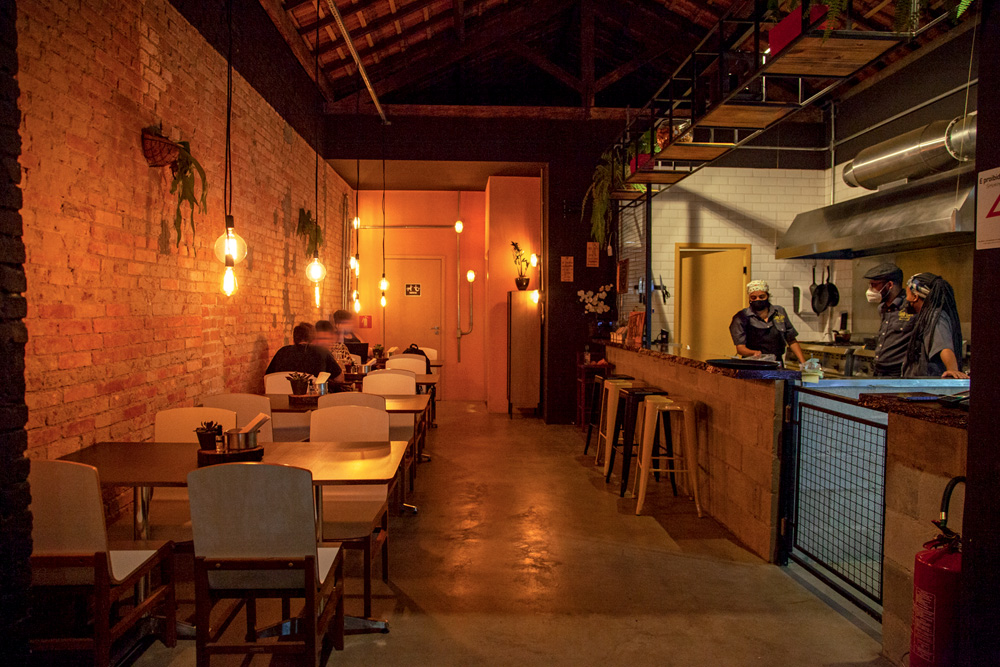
[[910, 475, 965, 667]]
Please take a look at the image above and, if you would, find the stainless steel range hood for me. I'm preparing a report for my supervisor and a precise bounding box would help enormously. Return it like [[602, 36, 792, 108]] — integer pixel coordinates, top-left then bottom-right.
[[776, 169, 975, 260]]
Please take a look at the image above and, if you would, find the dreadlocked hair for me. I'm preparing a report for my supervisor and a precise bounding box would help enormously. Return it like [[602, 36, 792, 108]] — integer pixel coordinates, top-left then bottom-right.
[[906, 273, 963, 370]]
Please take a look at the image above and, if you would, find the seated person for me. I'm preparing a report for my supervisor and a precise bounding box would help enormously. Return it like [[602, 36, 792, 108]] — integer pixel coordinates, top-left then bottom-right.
[[315, 319, 353, 368], [333, 309, 363, 343], [265, 322, 344, 383]]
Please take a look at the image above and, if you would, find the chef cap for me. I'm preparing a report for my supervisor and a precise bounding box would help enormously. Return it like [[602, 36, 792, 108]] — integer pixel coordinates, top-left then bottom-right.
[[746, 280, 769, 294]]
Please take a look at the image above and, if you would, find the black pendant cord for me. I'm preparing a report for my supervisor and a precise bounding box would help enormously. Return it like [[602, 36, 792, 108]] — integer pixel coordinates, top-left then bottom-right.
[[381, 128, 386, 281], [223, 0, 233, 222], [314, 3, 321, 259]]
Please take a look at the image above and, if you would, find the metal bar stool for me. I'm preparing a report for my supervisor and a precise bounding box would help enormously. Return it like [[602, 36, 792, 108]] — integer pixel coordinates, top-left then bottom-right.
[[583, 374, 633, 455], [633, 395, 703, 517], [594, 379, 633, 466], [605, 385, 669, 497]]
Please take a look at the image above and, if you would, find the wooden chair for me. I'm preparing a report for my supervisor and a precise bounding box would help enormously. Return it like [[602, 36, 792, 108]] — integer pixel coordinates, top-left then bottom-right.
[[386, 355, 427, 375], [187, 464, 345, 666], [125, 407, 238, 543], [264, 373, 312, 441], [202, 393, 274, 442], [29, 460, 177, 666], [317, 392, 386, 411], [310, 406, 391, 618], [363, 370, 422, 476]]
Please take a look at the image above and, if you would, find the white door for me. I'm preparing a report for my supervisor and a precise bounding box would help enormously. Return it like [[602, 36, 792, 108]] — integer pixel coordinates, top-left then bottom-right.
[[384, 257, 444, 357]]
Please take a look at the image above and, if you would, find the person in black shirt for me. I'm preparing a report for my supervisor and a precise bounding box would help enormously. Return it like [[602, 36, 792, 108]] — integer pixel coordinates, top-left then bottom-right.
[[729, 280, 806, 366], [901, 273, 967, 379], [265, 322, 343, 381], [333, 309, 363, 343], [864, 263, 914, 377]]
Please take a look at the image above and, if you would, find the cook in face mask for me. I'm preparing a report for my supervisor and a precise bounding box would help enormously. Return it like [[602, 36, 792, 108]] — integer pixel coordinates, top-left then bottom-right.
[[862, 263, 912, 378], [729, 280, 806, 366]]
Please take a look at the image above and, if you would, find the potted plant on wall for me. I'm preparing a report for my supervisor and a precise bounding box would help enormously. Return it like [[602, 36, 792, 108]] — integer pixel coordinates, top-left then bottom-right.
[[511, 242, 530, 290]]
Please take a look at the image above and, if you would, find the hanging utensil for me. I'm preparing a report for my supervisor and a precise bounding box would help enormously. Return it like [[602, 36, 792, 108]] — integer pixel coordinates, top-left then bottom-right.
[[811, 266, 831, 314], [825, 265, 840, 308]]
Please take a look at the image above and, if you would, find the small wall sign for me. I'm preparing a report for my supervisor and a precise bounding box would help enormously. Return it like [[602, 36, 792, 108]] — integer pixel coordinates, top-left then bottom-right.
[[358, 315, 373, 328], [405, 283, 421, 296], [560, 256, 574, 282], [586, 242, 600, 267], [977, 166, 1000, 250]]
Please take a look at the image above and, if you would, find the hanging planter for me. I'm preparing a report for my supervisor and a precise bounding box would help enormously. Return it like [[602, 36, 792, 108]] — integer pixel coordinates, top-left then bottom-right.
[[141, 126, 181, 167]]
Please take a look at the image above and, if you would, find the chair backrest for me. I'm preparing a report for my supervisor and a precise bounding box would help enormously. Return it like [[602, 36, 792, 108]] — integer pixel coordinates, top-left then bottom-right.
[[386, 355, 427, 375], [385, 346, 399, 356], [363, 371, 416, 395], [264, 372, 314, 395], [29, 460, 108, 584], [201, 393, 274, 442], [310, 405, 390, 442], [421, 347, 438, 361], [188, 463, 318, 589], [154, 407, 237, 443], [317, 392, 386, 411]]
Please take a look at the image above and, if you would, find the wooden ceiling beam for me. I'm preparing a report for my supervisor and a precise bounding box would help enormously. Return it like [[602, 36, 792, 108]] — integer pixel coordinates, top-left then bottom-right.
[[326, 0, 578, 106], [454, 0, 466, 43], [581, 0, 595, 107], [509, 42, 583, 93], [325, 103, 640, 120], [284, 0, 317, 12], [322, 7, 453, 75], [313, 0, 439, 57], [258, 0, 336, 101]]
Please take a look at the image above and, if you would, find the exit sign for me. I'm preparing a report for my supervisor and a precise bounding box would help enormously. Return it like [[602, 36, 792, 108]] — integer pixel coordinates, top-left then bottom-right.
[[358, 315, 373, 328]]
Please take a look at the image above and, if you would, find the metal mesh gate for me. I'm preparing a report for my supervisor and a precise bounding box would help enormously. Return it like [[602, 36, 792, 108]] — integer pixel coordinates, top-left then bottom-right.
[[788, 401, 887, 618]]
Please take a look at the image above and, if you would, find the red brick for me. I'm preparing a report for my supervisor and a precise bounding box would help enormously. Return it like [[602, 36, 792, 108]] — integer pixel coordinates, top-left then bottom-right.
[[58, 352, 92, 370]]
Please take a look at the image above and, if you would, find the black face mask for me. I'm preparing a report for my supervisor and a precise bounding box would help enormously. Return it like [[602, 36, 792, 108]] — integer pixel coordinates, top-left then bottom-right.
[[750, 299, 770, 312]]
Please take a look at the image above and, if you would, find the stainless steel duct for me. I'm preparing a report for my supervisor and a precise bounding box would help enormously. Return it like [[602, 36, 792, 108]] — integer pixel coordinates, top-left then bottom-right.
[[842, 112, 976, 189]]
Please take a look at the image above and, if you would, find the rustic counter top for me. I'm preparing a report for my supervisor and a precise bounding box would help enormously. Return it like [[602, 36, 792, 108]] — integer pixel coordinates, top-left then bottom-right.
[[857, 394, 968, 430], [606, 343, 800, 380]]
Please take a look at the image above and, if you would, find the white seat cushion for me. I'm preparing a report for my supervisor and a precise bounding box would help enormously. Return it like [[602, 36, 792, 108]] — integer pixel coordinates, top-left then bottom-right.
[[317, 546, 341, 586], [109, 549, 159, 583], [321, 499, 386, 541]]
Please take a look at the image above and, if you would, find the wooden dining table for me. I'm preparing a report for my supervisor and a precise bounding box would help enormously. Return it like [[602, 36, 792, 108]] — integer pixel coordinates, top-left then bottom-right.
[[61, 440, 407, 540]]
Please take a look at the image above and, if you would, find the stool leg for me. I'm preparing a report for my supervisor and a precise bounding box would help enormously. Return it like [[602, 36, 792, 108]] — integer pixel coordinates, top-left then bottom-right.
[[664, 414, 678, 497], [584, 380, 603, 455], [604, 397, 625, 478], [635, 408, 659, 515], [682, 407, 703, 518], [619, 401, 643, 496]]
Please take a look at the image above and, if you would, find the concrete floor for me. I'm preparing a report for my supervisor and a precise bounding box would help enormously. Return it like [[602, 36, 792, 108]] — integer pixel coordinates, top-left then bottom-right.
[[135, 401, 889, 666]]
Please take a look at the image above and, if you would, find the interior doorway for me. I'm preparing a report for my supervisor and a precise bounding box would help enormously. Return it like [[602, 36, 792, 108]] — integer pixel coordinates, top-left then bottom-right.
[[384, 256, 445, 358], [675, 244, 751, 359]]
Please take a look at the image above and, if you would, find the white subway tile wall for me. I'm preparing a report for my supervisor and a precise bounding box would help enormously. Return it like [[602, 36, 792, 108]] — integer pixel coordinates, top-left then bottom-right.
[[632, 167, 855, 344]]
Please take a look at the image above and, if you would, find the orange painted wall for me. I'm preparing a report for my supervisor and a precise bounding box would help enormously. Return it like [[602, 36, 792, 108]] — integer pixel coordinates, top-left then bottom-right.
[[485, 177, 543, 413], [355, 191, 486, 401]]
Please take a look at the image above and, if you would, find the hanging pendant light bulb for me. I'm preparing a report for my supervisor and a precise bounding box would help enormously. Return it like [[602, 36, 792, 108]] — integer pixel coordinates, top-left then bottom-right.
[[306, 253, 327, 282], [352, 216, 360, 229], [466, 269, 476, 283], [222, 255, 237, 296], [353, 296, 361, 313], [454, 220, 464, 234], [379, 274, 389, 292], [213, 228, 248, 264], [380, 292, 387, 308], [314, 283, 321, 308], [349, 255, 358, 270]]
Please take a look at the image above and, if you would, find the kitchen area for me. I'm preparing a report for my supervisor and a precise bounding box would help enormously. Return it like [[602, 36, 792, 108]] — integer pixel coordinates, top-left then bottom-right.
[[602, 13, 980, 666]]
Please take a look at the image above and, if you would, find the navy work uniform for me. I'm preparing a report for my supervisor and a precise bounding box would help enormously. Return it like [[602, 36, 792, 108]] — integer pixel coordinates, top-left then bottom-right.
[[729, 304, 799, 365]]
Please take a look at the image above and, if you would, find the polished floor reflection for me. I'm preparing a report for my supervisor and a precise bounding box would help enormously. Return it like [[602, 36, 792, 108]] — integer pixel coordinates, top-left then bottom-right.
[[137, 401, 888, 666]]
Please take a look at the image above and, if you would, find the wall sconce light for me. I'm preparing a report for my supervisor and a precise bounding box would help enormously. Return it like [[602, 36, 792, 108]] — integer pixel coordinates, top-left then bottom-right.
[[457, 267, 475, 361], [531, 289, 540, 304], [529, 253, 538, 268]]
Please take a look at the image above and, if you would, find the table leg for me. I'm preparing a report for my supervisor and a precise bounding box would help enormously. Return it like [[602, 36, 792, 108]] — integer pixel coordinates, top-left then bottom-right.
[[418, 410, 431, 463], [133, 486, 152, 541]]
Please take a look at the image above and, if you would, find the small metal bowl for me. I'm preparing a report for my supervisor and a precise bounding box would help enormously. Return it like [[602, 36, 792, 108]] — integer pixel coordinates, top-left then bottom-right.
[[225, 429, 258, 451]]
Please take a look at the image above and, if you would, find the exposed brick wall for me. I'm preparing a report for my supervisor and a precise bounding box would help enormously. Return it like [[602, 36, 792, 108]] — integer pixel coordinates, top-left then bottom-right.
[[0, 0, 31, 661], [16, 0, 347, 459]]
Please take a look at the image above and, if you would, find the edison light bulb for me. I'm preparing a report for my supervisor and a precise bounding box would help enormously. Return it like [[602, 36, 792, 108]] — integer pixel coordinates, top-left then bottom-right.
[[349, 255, 358, 270], [352, 216, 360, 229], [380, 292, 386, 308], [306, 257, 327, 282], [379, 275, 389, 291], [314, 284, 321, 308], [354, 264, 360, 277], [213, 229, 248, 263], [352, 289, 358, 301], [531, 289, 540, 304], [530, 253, 538, 268], [466, 269, 476, 283], [353, 298, 361, 313], [454, 220, 464, 233], [222, 265, 237, 296]]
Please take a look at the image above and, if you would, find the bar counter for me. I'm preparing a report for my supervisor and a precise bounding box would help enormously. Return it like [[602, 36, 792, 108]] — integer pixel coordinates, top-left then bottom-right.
[[606, 343, 790, 562]]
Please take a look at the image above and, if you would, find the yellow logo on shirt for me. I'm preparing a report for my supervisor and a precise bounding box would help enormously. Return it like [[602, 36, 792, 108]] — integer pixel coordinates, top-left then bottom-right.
[[773, 314, 785, 323], [898, 311, 913, 321]]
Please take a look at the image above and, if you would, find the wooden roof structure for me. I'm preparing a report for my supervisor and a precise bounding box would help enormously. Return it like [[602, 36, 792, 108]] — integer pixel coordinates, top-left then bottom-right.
[[259, 0, 966, 119]]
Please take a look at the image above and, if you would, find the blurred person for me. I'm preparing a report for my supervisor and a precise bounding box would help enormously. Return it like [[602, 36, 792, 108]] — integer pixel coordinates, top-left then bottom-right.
[[265, 321, 343, 382], [333, 309, 363, 343], [315, 319, 353, 369]]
